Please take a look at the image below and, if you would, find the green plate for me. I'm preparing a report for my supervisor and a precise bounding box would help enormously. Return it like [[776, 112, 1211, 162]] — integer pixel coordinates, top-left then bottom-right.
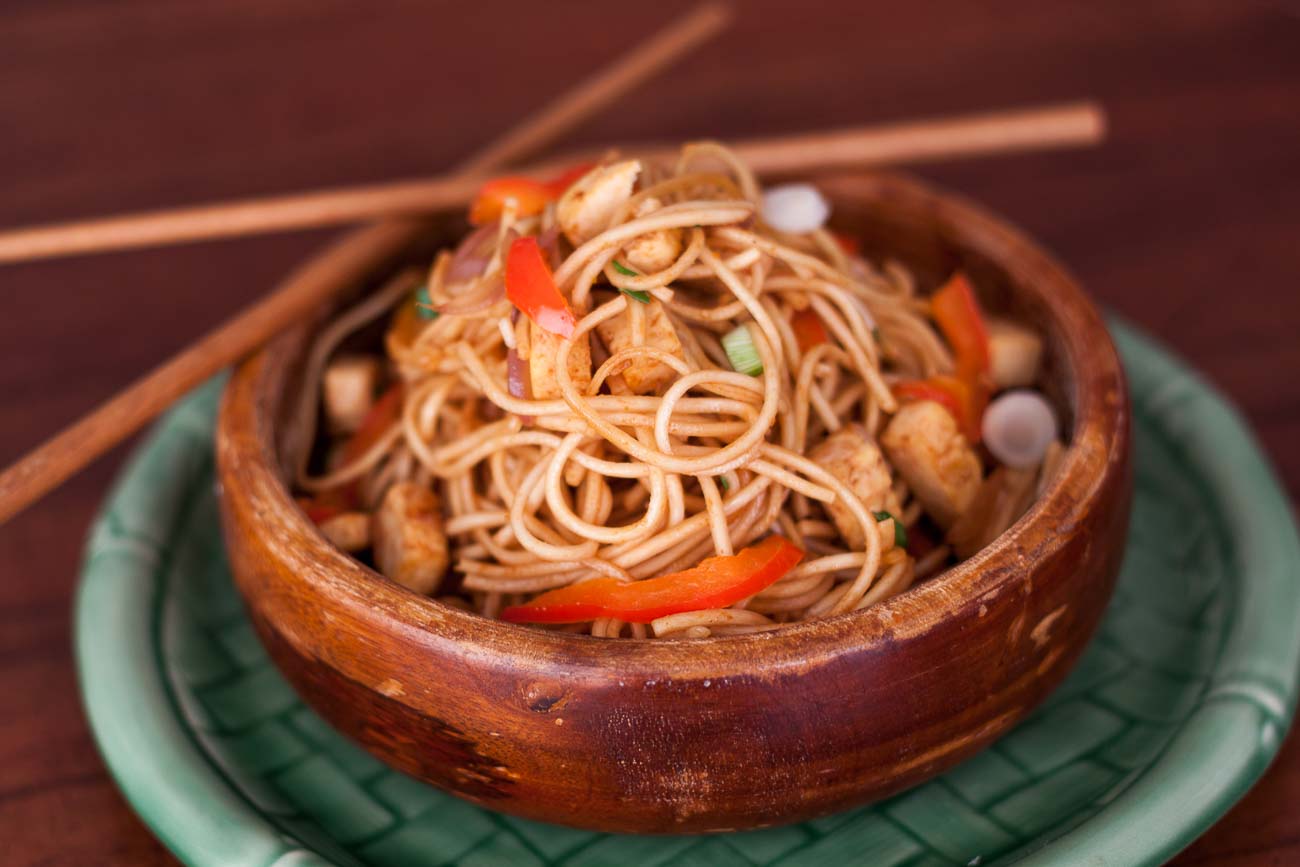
[[76, 319, 1300, 867]]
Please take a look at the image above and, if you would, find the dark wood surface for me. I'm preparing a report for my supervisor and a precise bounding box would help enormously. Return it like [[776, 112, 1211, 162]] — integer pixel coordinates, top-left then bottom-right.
[[1, 0, 1296, 862]]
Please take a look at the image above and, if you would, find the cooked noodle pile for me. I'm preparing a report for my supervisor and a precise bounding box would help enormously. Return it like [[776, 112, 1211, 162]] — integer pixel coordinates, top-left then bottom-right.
[[291, 143, 1064, 638]]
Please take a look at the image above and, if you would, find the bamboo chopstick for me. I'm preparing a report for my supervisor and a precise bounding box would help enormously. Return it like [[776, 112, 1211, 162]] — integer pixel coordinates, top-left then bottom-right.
[[0, 100, 1103, 266], [0, 2, 733, 526]]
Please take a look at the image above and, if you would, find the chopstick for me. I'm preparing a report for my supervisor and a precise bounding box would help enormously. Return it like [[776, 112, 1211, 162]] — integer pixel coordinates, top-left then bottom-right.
[[0, 103, 1105, 528], [0, 100, 1103, 266], [0, 1, 733, 527]]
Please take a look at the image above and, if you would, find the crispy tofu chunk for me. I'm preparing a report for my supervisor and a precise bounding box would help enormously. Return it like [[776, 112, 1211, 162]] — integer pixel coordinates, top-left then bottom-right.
[[880, 401, 983, 528], [593, 299, 684, 394], [318, 511, 371, 552], [987, 318, 1044, 389], [946, 465, 1038, 559], [557, 160, 640, 246], [372, 482, 449, 594], [810, 424, 902, 549], [622, 197, 682, 274], [528, 325, 592, 399], [323, 355, 380, 434]]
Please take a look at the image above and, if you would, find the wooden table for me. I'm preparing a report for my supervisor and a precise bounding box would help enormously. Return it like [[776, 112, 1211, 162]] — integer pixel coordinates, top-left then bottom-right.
[[2, 1, 1297, 863]]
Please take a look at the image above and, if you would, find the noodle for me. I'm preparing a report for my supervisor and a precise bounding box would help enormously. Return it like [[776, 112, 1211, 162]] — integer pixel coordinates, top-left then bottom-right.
[[292, 142, 1061, 638]]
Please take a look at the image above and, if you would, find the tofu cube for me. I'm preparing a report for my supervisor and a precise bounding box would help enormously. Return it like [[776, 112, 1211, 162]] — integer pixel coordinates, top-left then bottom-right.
[[528, 325, 592, 399], [880, 401, 983, 528], [987, 318, 1044, 389], [372, 482, 449, 594], [594, 299, 684, 394], [809, 424, 902, 550], [557, 160, 640, 246], [318, 511, 371, 552], [323, 355, 381, 434], [622, 197, 683, 274]]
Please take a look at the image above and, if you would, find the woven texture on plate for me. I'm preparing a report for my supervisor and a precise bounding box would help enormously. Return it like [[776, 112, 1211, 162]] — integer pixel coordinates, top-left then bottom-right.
[[77, 320, 1300, 867]]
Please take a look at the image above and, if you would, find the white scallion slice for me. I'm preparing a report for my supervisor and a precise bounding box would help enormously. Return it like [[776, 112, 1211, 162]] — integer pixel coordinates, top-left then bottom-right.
[[982, 390, 1059, 469], [722, 324, 763, 376], [761, 183, 830, 234]]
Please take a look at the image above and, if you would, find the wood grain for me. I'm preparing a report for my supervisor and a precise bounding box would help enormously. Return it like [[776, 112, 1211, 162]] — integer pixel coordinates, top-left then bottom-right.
[[1, 0, 1297, 862], [0, 0, 733, 525], [0, 101, 1101, 263]]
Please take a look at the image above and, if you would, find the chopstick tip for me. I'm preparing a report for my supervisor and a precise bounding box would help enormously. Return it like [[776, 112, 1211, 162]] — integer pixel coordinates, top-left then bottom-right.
[[1074, 100, 1109, 143]]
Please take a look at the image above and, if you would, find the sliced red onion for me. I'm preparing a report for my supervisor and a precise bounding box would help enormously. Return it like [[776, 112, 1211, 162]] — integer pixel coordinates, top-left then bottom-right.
[[506, 348, 534, 424], [982, 390, 1059, 469], [448, 254, 491, 283], [435, 273, 505, 316], [536, 225, 561, 268], [761, 183, 830, 233], [447, 221, 498, 281]]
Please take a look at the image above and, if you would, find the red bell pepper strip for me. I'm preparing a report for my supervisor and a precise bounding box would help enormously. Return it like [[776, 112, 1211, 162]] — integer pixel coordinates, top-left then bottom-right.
[[468, 162, 595, 226], [895, 273, 993, 442], [790, 308, 829, 353], [500, 535, 805, 624], [341, 382, 405, 464], [506, 236, 576, 339], [894, 377, 965, 428], [543, 162, 596, 196], [296, 487, 355, 524], [930, 273, 990, 381], [297, 382, 404, 524], [894, 374, 985, 443], [831, 230, 861, 256]]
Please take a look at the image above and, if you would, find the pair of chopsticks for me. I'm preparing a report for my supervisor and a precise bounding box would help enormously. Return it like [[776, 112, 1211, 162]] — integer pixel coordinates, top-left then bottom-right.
[[0, 1, 1106, 526]]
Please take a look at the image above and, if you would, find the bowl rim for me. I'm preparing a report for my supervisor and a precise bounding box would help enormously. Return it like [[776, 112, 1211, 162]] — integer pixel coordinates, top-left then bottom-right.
[[219, 168, 1130, 673], [82, 318, 1300, 866]]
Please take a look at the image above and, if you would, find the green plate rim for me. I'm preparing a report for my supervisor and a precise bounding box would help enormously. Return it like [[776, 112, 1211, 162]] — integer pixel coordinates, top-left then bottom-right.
[[75, 317, 1300, 867]]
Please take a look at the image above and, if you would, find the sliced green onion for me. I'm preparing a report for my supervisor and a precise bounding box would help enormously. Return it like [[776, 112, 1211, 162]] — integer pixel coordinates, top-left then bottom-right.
[[873, 510, 908, 549], [612, 261, 638, 277], [414, 285, 440, 321], [722, 324, 763, 376], [619, 287, 651, 304], [717, 476, 730, 492]]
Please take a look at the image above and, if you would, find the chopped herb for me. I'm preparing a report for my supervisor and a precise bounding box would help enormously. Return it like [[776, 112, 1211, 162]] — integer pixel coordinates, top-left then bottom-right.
[[414, 285, 440, 321], [722, 324, 763, 376], [619, 287, 652, 304], [873, 510, 908, 548], [611, 260, 639, 277], [872, 326, 882, 344], [717, 476, 731, 492]]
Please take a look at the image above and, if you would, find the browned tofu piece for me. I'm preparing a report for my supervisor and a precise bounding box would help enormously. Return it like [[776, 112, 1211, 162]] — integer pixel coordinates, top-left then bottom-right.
[[880, 401, 982, 528], [318, 511, 371, 552], [593, 299, 684, 394], [557, 160, 640, 245], [372, 482, 449, 594], [528, 325, 592, 399], [810, 424, 902, 549], [987, 318, 1044, 389], [946, 465, 1038, 559], [323, 355, 380, 434], [622, 197, 683, 273]]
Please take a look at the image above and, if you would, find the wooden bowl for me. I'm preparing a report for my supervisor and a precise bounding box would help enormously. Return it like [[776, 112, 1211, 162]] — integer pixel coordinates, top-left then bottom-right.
[[215, 171, 1131, 834]]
